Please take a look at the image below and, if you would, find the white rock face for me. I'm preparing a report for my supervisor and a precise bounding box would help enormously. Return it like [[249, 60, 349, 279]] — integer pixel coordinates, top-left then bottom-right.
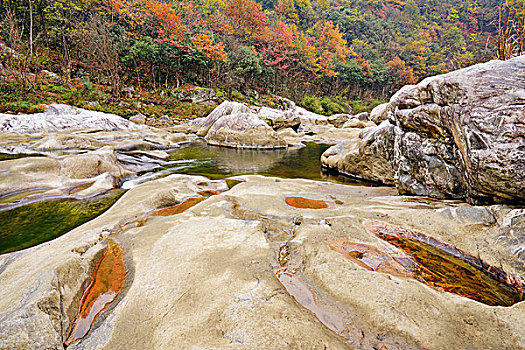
[[0, 104, 144, 133]]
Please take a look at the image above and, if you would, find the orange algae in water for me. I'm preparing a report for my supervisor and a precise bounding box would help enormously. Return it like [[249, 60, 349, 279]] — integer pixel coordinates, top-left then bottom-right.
[[197, 189, 220, 197], [366, 222, 525, 307], [152, 197, 204, 216], [285, 196, 328, 209], [64, 240, 127, 346]]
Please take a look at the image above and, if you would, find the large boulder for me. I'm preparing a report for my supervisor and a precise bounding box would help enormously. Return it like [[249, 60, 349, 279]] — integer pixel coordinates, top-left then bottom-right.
[[392, 56, 525, 203], [370, 103, 390, 124], [322, 120, 395, 184], [324, 57, 525, 204], [257, 106, 301, 131], [206, 113, 287, 149], [195, 101, 248, 137], [0, 104, 143, 133]]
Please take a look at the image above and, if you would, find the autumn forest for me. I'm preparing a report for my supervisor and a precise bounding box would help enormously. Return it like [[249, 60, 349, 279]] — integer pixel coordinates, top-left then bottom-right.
[[0, 0, 524, 115]]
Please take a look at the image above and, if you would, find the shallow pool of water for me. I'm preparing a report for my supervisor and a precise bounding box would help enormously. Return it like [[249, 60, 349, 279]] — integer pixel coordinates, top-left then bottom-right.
[[160, 141, 373, 186], [0, 190, 125, 255]]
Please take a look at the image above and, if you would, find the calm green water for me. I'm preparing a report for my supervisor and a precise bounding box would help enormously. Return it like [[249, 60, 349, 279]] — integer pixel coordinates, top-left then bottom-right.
[[165, 141, 372, 185], [0, 142, 369, 255], [0, 190, 125, 255]]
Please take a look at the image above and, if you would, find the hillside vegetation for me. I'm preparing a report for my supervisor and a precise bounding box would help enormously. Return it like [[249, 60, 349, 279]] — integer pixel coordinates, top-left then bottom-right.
[[0, 0, 523, 115]]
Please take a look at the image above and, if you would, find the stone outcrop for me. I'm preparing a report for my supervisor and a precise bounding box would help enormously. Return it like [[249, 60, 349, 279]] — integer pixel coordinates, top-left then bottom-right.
[[206, 113, 287, 149], [1, 175, 524, 349], [322, 120, 395, 184], [196, 101, 249, 137], [370, 103, 390, 124], [177, 87, 220, 105], [257, 106, 301, 131], [0, 104, 143, 133], [323, 56, 525, 204]]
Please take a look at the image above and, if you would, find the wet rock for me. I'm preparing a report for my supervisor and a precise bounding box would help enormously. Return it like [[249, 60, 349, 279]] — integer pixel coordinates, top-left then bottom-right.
[[34, 133, 104, 151], [342, 118, 376, 128], [129, 113, 146, 125], [285, 196, 328, 209], [0, 175, 524, 349], [322, 120, 395, 184], [354, 112, 370, 121], [205, 113, 287, 149], [0, 147, 129, 200], [0, 104, 143, 133]]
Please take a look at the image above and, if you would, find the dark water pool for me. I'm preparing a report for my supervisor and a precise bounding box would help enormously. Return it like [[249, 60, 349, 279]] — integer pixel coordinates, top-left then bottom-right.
[[162, 141, 373, 185]]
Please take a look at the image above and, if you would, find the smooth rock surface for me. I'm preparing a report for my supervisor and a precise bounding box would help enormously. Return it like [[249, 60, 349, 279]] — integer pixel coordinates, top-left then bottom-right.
[[196, 101, 249, 137], [0, 175, 524, 349], [257, 106, 301, 131], [0, 104, 143, 133], [205, 113, 287, 149], [322, 120, 395, 184]]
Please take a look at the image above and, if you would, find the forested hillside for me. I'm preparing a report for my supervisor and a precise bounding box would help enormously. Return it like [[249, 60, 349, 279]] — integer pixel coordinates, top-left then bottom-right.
[[0, 0, 523, 112]]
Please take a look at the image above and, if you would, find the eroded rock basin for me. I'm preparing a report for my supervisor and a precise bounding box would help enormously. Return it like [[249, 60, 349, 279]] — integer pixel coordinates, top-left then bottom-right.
[[0, 175, 524, 350]]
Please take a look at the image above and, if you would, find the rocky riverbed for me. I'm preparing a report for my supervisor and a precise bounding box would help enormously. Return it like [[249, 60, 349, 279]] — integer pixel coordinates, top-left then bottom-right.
[[0, 58, 524, 349], [1, 174, 524, 349]]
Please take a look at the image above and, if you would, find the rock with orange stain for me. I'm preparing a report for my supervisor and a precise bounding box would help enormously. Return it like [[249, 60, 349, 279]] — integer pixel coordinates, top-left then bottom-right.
[[197, 189, 220, 197], [152, 197, 204, 216], [330, 241, 417, 278], [64, 240, 127, 346], [365, 222, 525, 307], [285, 196, 328, 209]]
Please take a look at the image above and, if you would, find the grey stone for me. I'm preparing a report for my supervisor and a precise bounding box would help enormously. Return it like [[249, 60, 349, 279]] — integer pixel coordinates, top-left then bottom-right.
[[327, 114, 351, 128], [196, 101, 249, 136], [257, 106, 301, 131], [178, 87, 220, 105], [206, 113, 287, 149], [324, 57, 525, 204], [354, 112, 370, 121], [370, 103, 390, 123], [0, 104, 143, 133], [129, 113, 146, 125], [322, 120, 395, 184]]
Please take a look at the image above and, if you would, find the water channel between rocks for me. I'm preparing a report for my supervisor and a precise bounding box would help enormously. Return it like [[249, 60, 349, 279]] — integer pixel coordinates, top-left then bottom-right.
[[0, 142, 370, 256]]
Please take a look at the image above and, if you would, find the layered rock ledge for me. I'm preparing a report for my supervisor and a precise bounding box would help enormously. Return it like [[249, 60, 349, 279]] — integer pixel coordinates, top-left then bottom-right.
[[322, 56, 525, 204]]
